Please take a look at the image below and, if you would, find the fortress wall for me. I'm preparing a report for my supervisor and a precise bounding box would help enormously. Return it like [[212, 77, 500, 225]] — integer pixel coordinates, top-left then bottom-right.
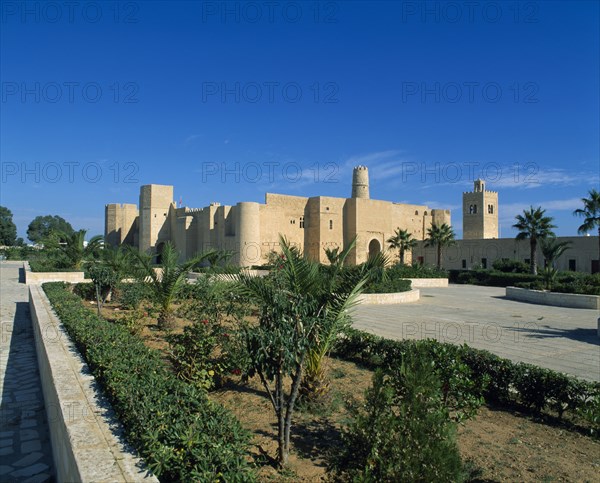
[[260, 194, 307, 262]]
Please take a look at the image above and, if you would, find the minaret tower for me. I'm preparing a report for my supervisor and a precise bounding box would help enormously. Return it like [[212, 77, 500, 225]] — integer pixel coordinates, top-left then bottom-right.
[[351, 165, 370, 199], [462, 179, 498, 239]]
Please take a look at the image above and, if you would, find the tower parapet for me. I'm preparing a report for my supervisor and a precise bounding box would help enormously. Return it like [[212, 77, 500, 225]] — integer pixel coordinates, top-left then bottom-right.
[[351, 166, 370, 199]]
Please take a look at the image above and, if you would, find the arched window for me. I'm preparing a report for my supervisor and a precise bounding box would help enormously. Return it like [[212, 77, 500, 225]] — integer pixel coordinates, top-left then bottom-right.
[[368, 239, 381, 259]]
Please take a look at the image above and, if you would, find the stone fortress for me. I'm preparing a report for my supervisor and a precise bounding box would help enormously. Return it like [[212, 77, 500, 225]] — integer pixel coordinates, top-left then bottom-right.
[[105, 166, 598, 273], [106, 166, 451, 266]]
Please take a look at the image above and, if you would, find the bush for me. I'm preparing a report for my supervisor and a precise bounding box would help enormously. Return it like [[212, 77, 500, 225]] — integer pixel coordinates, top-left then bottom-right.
[[115, 282, 152, 310], [452, 269, 540, 287], [386, 263, 448, 279], [334, 328, 600, 433], [364, 277, 412, 294], [73, 282, 96, 301], [334, 359, 465, 482], [43, 283, 255, 482], [492, 259, 530, 273]]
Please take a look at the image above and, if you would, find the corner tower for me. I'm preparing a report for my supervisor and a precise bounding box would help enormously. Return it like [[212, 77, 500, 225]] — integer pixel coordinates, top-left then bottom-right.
[[351, 165, 370, 199], [139, 184, 174, 253], [462, 179, 498, 239]]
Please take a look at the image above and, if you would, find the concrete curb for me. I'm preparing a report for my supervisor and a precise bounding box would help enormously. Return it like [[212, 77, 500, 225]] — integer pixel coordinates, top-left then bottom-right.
[[357, 289, 420, 305], [506, 286, 600, 310], [29, 284, 158, 482], [23, 262, 87, 286]]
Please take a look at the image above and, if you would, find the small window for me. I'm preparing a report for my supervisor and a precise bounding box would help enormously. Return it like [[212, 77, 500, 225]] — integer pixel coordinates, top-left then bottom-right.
[[424, 211, 428, 216], [329, 220, 333, 230], [568, 259, 576, 271], [469, 205, 474, 214], [415, 210, 419, 215], [300, 216, 305, 229], [462, 259, 467, 269], [481, 258, 487, 269], [488, 204, 494, 214], [326, 207, 330, 211]]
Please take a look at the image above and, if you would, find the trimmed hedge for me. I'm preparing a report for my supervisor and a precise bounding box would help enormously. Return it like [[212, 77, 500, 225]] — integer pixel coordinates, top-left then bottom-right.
[[334, 329, 600, 432], [450, 269, 540, 287], [43, 283, 255, 482], [364, 277, 412, 294]]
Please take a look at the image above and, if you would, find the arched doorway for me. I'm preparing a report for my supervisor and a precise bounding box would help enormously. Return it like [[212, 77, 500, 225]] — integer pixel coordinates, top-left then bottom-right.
[[155, 242, 165, 264], [368, 239, 381, 259]]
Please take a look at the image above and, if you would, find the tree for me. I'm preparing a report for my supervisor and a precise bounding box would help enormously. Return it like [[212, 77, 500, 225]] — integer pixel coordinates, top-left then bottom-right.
[[0, 206, 17, 246], [386, 228, 417, 265], [513, 207, 556, 275], [425, 223, 456, 270], [239, 236, 365, 468], [573, 189, 600, 267], [27, 215, 74, 244], [57, 229, 103, 270], [540, 238, 572, 290], [300, 238, 366, 403], [129, 242, 215, 329]]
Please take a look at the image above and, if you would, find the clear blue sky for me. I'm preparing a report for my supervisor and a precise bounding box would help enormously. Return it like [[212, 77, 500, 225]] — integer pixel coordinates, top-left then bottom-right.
[[1, 0, 598, 241]]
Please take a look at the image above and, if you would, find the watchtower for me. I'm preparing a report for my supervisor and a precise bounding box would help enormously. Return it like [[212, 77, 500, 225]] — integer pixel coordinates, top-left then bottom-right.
[[462, 179, 498, 239], [351, 165, 370, 199]]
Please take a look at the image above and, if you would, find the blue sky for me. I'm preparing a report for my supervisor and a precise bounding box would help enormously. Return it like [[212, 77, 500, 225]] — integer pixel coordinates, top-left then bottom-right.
[[1, 0, 598, 241]]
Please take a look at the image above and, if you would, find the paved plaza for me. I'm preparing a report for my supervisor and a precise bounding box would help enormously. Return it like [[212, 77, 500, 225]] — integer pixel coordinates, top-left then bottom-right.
[[352, 285, 600, 382], [0, 261, 54, 482]]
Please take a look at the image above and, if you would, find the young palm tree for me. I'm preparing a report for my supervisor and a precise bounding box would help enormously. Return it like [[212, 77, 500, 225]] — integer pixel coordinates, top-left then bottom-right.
[[57, 229, 103, 270], [573, 189, 600, 267], [386, 228, 417, 265], [513, 207, 556, 275], [129, 242, 215, 329], [540, 238, 572, 290], [238, 236, 365, 467], [425, 223, 456, 269]]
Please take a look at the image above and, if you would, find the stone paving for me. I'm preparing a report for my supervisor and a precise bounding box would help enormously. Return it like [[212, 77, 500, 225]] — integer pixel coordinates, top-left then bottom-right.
[[0, 261, 54, 482], [352, 284, 600, 382]]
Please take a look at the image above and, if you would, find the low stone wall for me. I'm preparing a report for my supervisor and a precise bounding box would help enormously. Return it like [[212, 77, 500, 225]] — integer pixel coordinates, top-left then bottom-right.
[[406, 278, 448, 288], [28, 285, 157, 482], [506, 286, 600, 310], [23, 262, 87, 285], [358, 289, 420, 305]]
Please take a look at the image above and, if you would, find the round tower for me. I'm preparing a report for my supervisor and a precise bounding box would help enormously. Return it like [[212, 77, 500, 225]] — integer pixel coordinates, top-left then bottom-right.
[[351, 165, 370, 199]]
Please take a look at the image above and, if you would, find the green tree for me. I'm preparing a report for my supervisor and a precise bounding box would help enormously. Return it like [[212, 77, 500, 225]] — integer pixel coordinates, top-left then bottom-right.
[[0, 206, 17, 246], [386, 227, 417, 265], [57, 229, 103, 270], [573, 189, 600, 267], [239, 236, 365, 468], [300, 238, 366, 402], [540, 238, 572, 290], [129, 242, 215, 329], [513, 207, 556, 275], [425, 223, 456, 270], [27, 215, 74, 244]]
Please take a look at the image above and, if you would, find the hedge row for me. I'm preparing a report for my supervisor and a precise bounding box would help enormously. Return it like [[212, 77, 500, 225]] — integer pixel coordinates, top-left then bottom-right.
[[334, 329, 600, 431], [43, 282, 255, 482], [449, 269, 540, 287]]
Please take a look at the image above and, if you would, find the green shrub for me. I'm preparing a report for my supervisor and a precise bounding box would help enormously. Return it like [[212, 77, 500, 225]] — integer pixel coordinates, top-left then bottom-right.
[[386, 263, 448, 279], [116, 282, 152, 310], [364, 277, 412, 294], [492, 259, 530, 273], [73, 282, 96, 301], [334, 328, 600, 434], [43, 283, 255, 482], [334, 359, 465, 482]]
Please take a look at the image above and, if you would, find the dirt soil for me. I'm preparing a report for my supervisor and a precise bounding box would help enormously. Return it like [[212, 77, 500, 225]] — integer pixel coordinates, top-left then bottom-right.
[[96, 302, 600, 482]]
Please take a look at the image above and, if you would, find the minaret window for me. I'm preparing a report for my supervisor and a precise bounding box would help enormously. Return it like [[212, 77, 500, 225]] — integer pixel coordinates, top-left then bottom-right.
[[329, 220, 333, 230]]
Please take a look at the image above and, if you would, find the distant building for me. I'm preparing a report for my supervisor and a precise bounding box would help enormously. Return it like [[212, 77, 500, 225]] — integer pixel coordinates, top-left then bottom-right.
[[105, 166, 451, 266]]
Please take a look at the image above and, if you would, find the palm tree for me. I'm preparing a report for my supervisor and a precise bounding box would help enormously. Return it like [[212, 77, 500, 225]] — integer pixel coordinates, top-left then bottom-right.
[[129, 242, 216, 329], [540, 238, 572, 290], [425, 223, 456, 269], [513, 207, 556, 275], [387, 228, 417, 265], [238, 236, 365, 467], [573, 189, 600, 267], [57, 229, 103, 270]]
